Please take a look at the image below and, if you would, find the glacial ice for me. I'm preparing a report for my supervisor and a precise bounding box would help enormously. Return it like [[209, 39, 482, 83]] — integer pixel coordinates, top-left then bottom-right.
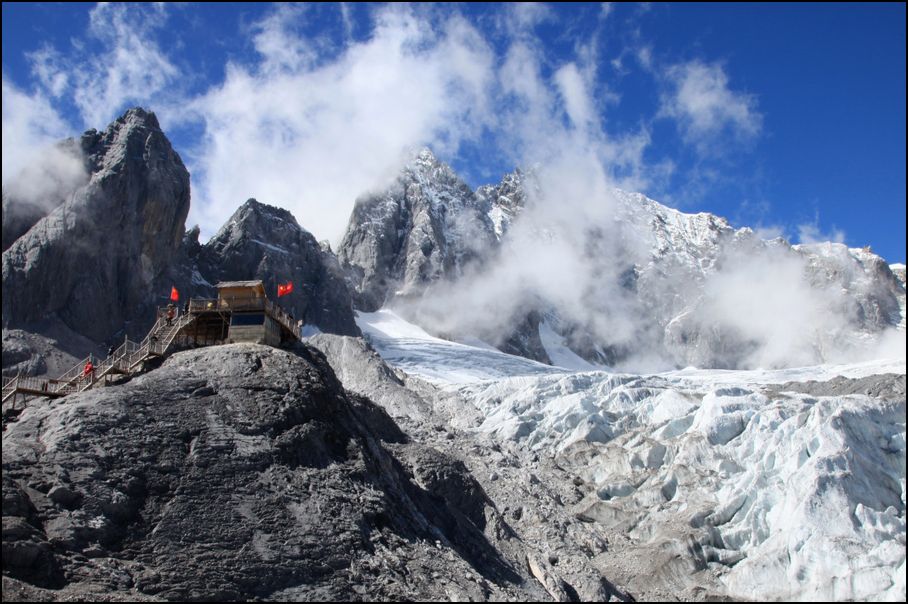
[[357, 309, 907, 601]]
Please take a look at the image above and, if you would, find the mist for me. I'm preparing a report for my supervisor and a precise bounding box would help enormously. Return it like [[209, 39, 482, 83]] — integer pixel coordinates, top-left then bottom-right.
[[1, 74, 90, 251]]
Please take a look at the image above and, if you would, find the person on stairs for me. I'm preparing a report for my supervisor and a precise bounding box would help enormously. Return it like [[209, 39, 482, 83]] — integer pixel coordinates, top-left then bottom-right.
[[83, 359, 94, 382]]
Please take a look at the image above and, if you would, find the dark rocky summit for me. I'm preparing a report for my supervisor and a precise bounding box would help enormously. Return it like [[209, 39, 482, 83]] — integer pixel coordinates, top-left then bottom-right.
[[1, 343, 563, 601]]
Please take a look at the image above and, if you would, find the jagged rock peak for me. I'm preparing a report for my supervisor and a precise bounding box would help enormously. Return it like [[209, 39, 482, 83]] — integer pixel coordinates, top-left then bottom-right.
[[230, 197, 300, 227], [1, 106, 191, 343], [198, 198, 361, 337], [80, 107, 185, 177], [402, 147, 466, 187], [209, 198, 310, 252], [78, 106, 161, 139]]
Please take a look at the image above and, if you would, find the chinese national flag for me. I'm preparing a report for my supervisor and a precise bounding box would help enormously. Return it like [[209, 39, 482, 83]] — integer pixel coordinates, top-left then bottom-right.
[[170, 286, 179, 302], [277, 282, 293, 297]]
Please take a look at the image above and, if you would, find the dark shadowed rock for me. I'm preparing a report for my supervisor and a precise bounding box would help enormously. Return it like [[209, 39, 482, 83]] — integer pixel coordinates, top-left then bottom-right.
[[495, 311, 552, 366]]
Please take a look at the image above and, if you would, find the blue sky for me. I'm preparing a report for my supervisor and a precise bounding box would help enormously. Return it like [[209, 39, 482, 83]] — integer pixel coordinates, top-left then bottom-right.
[[2, 3, 905, 262]]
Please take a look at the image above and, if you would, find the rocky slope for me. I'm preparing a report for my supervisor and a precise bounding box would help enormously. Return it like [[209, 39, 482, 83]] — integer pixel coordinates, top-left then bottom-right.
[[3, 343, 625, 601]]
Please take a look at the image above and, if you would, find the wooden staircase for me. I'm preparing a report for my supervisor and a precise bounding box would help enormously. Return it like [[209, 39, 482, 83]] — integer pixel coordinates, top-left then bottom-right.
[[2, 309, 196, 409]]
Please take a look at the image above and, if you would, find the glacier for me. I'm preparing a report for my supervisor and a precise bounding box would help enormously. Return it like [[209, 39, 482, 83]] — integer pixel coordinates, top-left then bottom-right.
[[357, 309, 906, 601]]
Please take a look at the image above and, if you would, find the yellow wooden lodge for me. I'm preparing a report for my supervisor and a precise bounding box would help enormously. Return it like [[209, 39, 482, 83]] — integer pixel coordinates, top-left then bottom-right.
[[2, 280, 300, 411]]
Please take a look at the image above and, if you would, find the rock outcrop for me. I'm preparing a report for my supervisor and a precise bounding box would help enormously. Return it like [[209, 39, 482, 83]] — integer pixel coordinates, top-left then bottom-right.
[[1, 343, 552, 601]]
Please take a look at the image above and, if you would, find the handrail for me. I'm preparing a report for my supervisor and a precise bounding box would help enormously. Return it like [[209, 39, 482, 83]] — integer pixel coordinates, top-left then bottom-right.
[[189, 298, 218, 311], [57, 354, 94, 386]]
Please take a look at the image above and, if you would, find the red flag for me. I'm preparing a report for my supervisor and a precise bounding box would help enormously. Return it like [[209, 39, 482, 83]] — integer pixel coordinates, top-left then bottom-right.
[[170, 286, 179, 302], [277, 281, 293, 297]]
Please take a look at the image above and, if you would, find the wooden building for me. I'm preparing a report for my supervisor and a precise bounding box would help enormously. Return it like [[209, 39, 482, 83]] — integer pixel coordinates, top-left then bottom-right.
[[216, 281, 297, 346]]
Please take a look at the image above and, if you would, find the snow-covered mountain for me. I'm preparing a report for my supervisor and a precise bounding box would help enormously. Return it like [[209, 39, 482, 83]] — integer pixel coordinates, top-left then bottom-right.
[[339, 149, 905, 371], [339, 149, 496, 312]]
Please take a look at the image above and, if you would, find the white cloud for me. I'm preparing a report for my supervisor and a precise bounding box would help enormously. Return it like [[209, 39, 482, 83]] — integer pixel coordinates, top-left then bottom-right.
[[752, 224, 787, 241], [27, 46, 70, 98], [504, 3, 554, 36], [797, 221, 846, 245], [31, 3, 180, 129], [554, 63, 597, 131], [186, 6, 495, 242], [2, 76, 68, 183], [702, 246, 850, 368], [80, 4, 178, 127], [661, 60, 762, 149], [396, 25, 663, 360], [1, 75, 87, 215], [338, 3, 355, 42], [252, 3, 315, 74]]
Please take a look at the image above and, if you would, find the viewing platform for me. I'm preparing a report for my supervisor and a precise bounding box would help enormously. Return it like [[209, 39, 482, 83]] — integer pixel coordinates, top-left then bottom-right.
[[3, 280, 300, 412]]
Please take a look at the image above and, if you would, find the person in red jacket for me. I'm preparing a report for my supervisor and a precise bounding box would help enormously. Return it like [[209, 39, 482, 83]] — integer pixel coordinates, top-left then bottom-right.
[[83, 360, 94, 379]]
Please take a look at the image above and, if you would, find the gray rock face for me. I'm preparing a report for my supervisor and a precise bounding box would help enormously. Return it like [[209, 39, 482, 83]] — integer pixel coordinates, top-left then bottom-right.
[[306, 333, 433, 423], [339, 149, 496, 311], [1, 324, 97, 379], [2, 108, 190, 344], [196, 199, 359, 336], [336, 152, 551, 363], [1, 343, 552, 601]]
